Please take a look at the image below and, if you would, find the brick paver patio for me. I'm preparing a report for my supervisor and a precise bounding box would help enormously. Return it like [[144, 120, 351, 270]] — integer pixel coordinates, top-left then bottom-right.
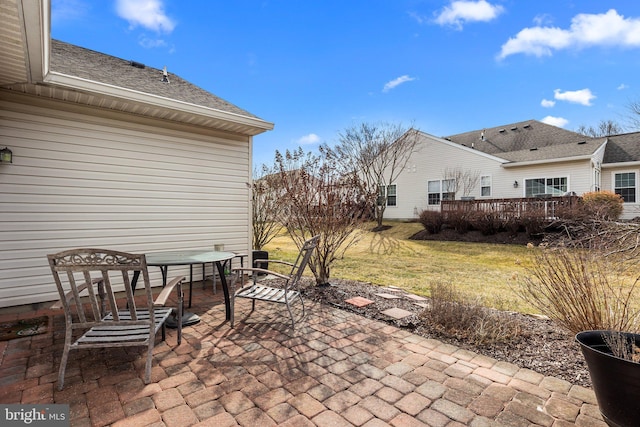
[[0, 284, 606, 426]]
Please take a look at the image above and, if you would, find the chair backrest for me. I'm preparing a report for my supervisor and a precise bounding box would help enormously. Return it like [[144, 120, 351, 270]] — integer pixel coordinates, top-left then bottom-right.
[[48, 248, 154, 327], [286, 235, 320, 288]]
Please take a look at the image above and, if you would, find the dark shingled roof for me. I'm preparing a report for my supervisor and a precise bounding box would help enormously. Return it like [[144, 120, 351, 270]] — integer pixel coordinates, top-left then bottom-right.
[[603, 132, 640, 164], [50, 39, 259, 119], [444, 119, 600, 163]]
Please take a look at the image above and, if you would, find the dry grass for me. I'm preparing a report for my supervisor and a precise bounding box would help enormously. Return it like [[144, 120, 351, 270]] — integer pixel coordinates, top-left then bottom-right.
[[420, 281, 523, 345], [518, 247, 640, 334], [264, 221, 537, 314]]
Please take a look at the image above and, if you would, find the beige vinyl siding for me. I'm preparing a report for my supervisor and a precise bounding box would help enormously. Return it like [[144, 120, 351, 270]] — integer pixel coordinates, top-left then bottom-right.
[[385, 132, 599, 220], [0, 95, 252, 308], [386, 134, 509, 219], [602, 165, 640, 219], [512, 160, 592, 196]]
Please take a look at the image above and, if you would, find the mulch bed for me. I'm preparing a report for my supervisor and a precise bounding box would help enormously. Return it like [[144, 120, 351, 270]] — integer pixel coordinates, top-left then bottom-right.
[[301, 277, 591, 389]]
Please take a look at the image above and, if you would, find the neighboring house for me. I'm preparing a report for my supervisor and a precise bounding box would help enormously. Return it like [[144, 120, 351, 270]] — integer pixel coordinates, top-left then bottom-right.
[[0, 0, 273, 308], [383, 119, 640, 220]]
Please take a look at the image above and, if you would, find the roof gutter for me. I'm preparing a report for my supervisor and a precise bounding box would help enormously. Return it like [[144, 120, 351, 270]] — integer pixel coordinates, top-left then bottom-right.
[[19, 0, 49, 83], [602, 161, 640, 169], [44, 71, 274, 135], [501, 154, 593, 168]]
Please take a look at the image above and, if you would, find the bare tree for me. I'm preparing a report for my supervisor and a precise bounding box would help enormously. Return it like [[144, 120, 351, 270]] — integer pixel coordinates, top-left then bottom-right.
[[252, 164, 284, 250], [273, 147, 368, 285], [442, 167, 481, 198], [576, 119, 625, 137], [627, 98, 640, 130], [322, 122, 419, 229]]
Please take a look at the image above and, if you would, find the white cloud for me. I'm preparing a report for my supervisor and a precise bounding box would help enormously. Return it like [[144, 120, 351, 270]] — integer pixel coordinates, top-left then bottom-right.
[[499, 9, 640, 59], [554, 88, 596, 106], [297, 134, 321, 145], [618, 83, 629, 90], [541, 99, 555, 108], [116, 0, 175, 33], [541, 116, 569, 128], [435, 1, 504, 29], [138, 36, 167, 48], [383, 75, 416, 93], [532, 14, 553, 27], [408, 11, 426, 25]]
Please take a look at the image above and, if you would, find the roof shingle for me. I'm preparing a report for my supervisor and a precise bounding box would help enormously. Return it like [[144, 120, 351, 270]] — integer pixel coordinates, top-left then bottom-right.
[[50, 39, 259, 120]]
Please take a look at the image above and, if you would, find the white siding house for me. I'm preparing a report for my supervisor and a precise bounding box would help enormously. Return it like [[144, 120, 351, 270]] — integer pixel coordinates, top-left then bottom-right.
[[385, 121, 640, 221], [0, 0, 274, 308]]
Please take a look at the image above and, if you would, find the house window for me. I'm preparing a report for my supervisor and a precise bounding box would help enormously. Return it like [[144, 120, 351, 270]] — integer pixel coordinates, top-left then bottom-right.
[[428, 179, 455, 205], [524, 177, 567, 197], [428, 180, 441, 205], [481, 175, 491, 197], [614, 172, 636, 203], [377, 184, 397, 206], [442, 179, 456, 201], [386, 185, 397, 206]]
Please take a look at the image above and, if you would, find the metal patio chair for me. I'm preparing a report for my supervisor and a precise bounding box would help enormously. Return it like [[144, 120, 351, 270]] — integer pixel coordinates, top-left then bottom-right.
[[230, 235, 319, 329], [47, 248, 184, 390]]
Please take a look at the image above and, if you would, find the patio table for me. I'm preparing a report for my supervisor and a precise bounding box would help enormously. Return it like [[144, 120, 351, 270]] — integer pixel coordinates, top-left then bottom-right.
[[144, 250, 236, 326]]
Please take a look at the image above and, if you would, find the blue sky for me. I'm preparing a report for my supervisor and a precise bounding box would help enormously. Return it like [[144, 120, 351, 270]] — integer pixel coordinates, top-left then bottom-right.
[[51, 0, 640, 166]]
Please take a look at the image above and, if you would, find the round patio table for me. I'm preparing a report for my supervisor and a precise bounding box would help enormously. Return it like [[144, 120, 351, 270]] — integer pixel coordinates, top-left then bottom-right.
[[145, 250, 236, 327]]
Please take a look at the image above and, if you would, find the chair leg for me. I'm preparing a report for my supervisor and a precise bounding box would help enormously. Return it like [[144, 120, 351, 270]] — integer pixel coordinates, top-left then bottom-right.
[[285, 300, 296, 329], [144, 341, 154, 384], [57, 330, 72, 390], [299, 294, 306, 318]]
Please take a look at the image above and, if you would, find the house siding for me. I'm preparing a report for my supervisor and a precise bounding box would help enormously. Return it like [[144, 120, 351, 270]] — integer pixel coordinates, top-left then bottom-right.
[[384, 131, 614, 221], [602, 165, 640, 220], [508, 159, 593, 196], [0, 94, 252, 308], [385, 134, 512, 220]]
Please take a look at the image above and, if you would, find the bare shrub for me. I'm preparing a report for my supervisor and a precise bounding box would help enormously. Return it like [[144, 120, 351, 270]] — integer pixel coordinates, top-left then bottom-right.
[[582, 191, 624, 220], [419, 210, 443, 234], [468, 211, 502, 235], [446, 209, 472, 234], [420, 282, 523, 345], [503, 216, 521, 236], [602, 332, 640, 362], [518, 247, 640, 334], [520, 207, 546, 237]]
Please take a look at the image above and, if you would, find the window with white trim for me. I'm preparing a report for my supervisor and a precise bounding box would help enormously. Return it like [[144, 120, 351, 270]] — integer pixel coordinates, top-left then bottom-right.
[[377, 184, 397, 206], [428, 179, 456, 205], [442, 179, 456, 201], [428, 180, 441, 205], [481, 175, 491, 197], [524, 177, 567, 197], [614, 172, 636, 203]]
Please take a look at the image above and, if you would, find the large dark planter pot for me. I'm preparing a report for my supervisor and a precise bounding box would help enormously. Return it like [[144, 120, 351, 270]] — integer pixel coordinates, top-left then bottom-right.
[[252, 250, 269, 273], [576, 330, 640, 427]]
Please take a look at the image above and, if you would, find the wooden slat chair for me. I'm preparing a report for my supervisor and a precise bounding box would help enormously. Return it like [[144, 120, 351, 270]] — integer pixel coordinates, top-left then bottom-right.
[[230, 235, 319, 329], [47, 248, 185, 390]]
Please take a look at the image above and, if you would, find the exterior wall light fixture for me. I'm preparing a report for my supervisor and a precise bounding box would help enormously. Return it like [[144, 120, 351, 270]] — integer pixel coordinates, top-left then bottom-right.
[[513, 180, 519, 188], [0, 147, 12, 163]]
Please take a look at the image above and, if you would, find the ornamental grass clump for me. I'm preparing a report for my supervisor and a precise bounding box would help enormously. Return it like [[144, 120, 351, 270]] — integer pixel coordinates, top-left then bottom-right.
[[420, 281, 523, 345], [518, 246, 640, 335]]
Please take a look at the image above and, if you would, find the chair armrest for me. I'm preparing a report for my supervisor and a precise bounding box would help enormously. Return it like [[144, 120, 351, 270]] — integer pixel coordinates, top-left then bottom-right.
[[253, 259, 295, 267], [255, 259, 296, 268], [154, 275, 185, 306], [230, 267, 290, 281]]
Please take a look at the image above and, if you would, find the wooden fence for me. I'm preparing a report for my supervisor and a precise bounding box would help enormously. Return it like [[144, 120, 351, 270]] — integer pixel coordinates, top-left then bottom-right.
[[440, 196, 580, 220]]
